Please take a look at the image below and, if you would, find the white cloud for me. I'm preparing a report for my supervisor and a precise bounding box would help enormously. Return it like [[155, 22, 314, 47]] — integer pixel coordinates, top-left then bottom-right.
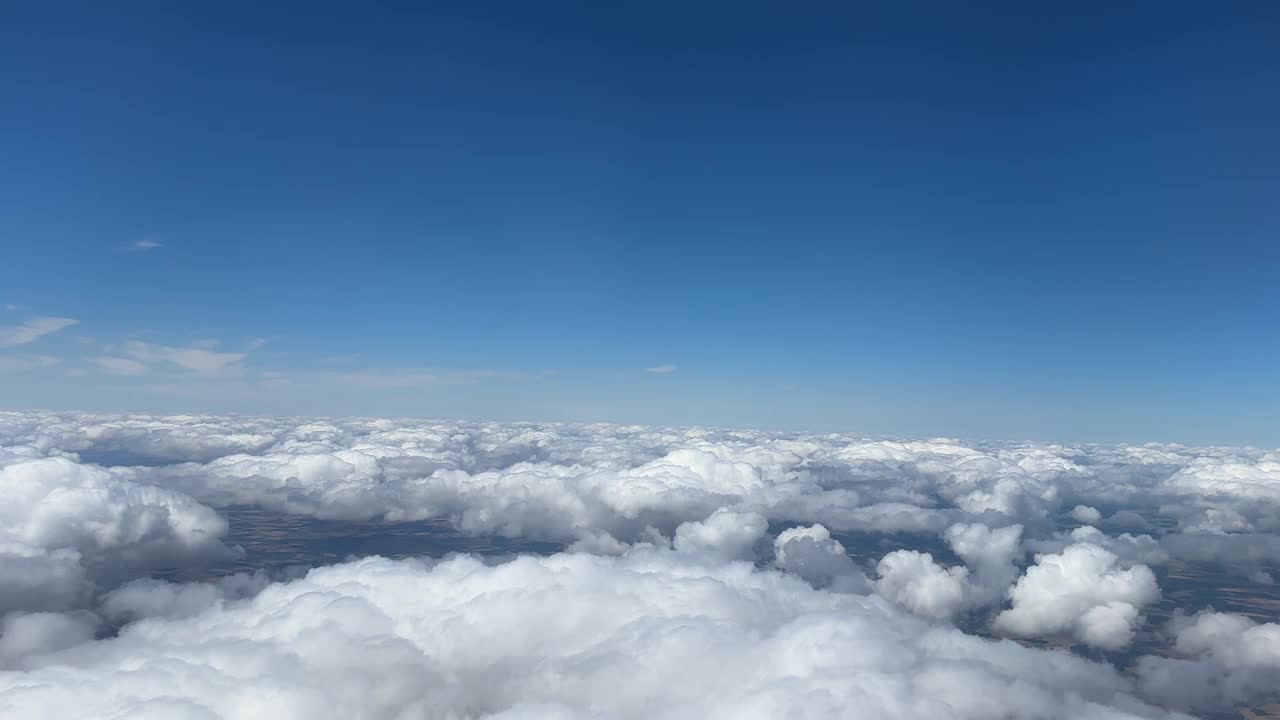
[[120, 239, 162, 251], [1071, 505, 1103, 525], [944, 522, 1024, 606], [0, 410, 1276, 716], [0, 453, 234, 614], [0, 611, 97, 669], [0, 550, 1188, 720], [773, 523, 868, 592], [994, 542, 1160, 649], [875, 549, 971, 620], [92, 356, 148, 376], [645, 363, 677, 374], [1137, 611, 1280, 712], [0, 317, 78, 348], [120, 340, 247, 374], [672, 507, 767, 560], [0, 355, 60, 372]]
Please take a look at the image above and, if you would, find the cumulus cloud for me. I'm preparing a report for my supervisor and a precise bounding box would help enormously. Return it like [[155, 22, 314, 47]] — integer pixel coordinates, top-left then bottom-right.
[[1137, 611, 1280, 712], [0, 550, 1190, 720], [0, 454, 235, 614], [773, 523, 868, 592], [1028, 526, 1170, 568], [4, 410, 1277, 568], [994, 542, 1160, 650], [672, 508, 767, 560], [0, 317, 77, 348], [944, 522, 1024, 606], [100, 571, 287, 624], [1071, 505, 1103, 525], [875, 549, 971, 620], [1, 410, 1277, 716], [0, 611, 97, 669]]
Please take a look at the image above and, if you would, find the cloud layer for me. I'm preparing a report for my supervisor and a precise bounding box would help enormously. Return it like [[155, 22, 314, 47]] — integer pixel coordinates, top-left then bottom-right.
[[0, 551, 1191, 720], [0, 410, 1278, 716]]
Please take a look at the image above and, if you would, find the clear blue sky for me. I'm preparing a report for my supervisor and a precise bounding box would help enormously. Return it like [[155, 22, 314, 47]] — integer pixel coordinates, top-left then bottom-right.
[[2, 1, 1277, 445]]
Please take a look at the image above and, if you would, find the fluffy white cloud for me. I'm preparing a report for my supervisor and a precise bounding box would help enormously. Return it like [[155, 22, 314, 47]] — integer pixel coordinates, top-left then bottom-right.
[[1071, 505, 1103, 525], [944, 522, 1024, 606], [875, 550, 971, 621], [100, 571, 284, 624], [0, 454, 235, 613], [4, 410, 1276, 551], [672, 508, 767, 560], [0, 611, 97, 669], [994, 543, 1160, 650], [0, 550, 1189, 720], [1028, 526, 1169, 568], [1137, 611, 1280, 712], [773, 524, 868, 592], [2, 410, 1277, 716]]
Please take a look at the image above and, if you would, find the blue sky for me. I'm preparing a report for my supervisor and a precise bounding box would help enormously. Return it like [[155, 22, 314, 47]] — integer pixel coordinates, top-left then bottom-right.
[[2, 1, 1278, 445]]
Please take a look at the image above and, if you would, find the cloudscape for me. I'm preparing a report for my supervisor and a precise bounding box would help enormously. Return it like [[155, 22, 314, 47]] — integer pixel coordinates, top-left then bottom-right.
[[2, 2, 1279, 719]]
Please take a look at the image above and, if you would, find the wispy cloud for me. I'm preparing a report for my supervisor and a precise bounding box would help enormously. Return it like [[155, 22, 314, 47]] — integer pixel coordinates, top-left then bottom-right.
[[93, 356, 149, 376], [0, 354, 61, 372], [0, 316, 79, 348], [327, 367, 544, 389], [121, 239, 162, 252], [119, 340, 247, 374], [645, 364, 678, 374], [333, 368, 443, 389]]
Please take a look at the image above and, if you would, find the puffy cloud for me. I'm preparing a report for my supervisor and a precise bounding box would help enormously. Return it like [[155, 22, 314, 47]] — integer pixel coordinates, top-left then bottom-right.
[[1071, 505, 1103, 525], [1136, 611, 1280, 712], [1027, 527, 1169, 568], [0, 611, 97, 669], [0, 317, 77, 348], [3, 410, 1278, 716], [994, 543, 1160, 650], [772, 523, 868, 592], [0, 454, 235, 613], [672, 508, 767, 560], [0, 550, 1188, 720], [99, 571, 286, 624], [5, 410, 1276, 555], [875, 550, 970, 621], [944, 522, 1024, 606]]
